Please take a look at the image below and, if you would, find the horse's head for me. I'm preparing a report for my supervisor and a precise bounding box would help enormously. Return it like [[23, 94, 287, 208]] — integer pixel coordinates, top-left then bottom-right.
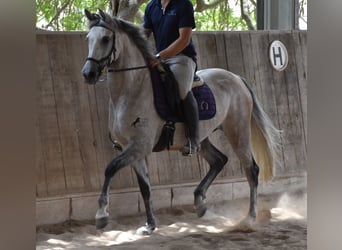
[[81, 9, 116, 84]]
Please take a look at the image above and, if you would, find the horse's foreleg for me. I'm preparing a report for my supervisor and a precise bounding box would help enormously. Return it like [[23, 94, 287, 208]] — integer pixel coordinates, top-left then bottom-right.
[[95, 147, 143, 229], [194, 138, 228, 217], [96, 176, 111, 229], [133, 159, 156, 235]]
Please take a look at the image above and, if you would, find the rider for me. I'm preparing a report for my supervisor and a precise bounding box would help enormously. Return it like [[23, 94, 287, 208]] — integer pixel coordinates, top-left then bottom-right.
[[143, 0, 200, 155]]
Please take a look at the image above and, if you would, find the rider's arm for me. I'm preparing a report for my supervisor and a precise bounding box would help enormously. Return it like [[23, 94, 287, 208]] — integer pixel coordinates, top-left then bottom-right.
[[157, 27, 192, 60]]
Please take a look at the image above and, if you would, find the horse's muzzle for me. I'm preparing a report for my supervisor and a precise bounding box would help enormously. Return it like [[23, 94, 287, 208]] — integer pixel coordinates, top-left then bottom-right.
[[82, 61, 99, 85]]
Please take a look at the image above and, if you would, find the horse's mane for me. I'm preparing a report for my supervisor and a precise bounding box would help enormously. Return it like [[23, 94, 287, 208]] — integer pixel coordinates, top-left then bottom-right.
[[114, 18, 155, 62], [88, 11, 155, 63]]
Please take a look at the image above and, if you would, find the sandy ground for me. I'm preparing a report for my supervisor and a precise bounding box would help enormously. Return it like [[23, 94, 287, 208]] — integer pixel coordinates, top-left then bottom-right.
[[36, 191, 307, 250]]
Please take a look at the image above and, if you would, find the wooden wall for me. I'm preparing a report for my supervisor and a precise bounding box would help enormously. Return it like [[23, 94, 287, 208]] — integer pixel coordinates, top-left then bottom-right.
[[36, 30, 307, 198]]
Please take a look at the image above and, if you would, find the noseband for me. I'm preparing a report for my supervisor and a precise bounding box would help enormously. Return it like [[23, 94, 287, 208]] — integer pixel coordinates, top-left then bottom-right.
[[86, 20, 149, 74]]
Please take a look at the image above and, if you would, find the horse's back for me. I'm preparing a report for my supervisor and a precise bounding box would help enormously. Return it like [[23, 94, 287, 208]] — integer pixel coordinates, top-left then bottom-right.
[[197, 68, 239, 82], [197, 68, 252, 106]]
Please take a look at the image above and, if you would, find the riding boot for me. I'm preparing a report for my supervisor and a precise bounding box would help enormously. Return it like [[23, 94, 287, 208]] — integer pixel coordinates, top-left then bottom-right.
[[181, 91, 200, 156]]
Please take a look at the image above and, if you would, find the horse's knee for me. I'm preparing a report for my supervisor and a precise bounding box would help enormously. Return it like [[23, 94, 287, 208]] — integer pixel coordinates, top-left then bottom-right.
[[211, 155, 227, 172], [219, 154, 228, 168]]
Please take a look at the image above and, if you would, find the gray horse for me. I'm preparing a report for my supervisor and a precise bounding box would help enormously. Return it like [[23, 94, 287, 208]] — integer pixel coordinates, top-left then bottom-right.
[[81, 9, 281, 235]]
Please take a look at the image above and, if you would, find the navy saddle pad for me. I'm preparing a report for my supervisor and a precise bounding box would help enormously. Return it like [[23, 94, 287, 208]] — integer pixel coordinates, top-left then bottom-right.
[[150, 67, 216, 122]]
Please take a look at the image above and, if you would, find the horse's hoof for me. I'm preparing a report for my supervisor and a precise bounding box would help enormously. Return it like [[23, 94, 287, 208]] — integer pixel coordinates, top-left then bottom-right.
[[136, 223, 155, 235], [195, 203, 207, 217], [95, 216, 109, 229], [195, 195, 207, 217], [231, 217, 256, 233]]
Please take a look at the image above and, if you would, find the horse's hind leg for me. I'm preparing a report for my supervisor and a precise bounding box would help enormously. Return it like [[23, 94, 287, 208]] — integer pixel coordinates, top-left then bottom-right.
[[194, 138, 228, 217], [223, 121, 259, 222], [132, 159, 156, 235]]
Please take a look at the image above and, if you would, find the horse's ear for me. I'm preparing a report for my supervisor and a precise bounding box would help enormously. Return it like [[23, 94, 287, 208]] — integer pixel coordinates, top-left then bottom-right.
[[98, 9, 108, 20], [84, 9, 97, 21]]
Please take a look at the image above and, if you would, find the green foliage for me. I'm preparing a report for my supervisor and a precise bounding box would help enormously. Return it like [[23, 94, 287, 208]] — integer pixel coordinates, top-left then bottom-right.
[[36, 0, 109, 31], [192, 0, 256, 31], [36, 0, 305, 32], [36, 0, 258, 31]]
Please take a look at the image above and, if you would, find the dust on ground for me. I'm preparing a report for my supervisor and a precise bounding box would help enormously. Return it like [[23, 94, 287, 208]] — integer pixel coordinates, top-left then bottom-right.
[[36, 190, 307, 250]]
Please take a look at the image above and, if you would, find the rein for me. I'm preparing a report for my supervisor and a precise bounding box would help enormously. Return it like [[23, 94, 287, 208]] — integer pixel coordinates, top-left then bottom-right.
[[108, 65, 149, 72], [87, 20, 149, 74]]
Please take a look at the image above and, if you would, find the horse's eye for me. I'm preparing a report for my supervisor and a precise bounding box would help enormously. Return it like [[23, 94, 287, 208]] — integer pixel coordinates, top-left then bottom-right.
[[102, 36, 110, 44]]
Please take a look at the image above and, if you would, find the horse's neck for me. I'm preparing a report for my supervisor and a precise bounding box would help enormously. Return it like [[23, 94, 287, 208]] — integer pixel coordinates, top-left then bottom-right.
[[107, 33, 152, 108]]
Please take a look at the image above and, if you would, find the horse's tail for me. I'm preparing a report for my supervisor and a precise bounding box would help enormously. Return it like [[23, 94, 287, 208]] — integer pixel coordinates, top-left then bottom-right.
[[241, 78, 282, 182]]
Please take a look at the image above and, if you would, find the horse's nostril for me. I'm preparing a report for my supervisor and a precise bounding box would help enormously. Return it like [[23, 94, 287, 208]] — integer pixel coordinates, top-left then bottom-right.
[[83, 70, 96, 80], [88, 71, 96, 79]]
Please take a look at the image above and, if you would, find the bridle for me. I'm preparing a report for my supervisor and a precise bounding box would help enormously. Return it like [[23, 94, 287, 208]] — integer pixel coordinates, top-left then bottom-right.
[[85, 19, 149, 74]]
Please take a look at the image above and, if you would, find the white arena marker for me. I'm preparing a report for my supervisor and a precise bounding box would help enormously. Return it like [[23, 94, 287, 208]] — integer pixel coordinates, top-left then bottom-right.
[[269, 40, 288, 71]]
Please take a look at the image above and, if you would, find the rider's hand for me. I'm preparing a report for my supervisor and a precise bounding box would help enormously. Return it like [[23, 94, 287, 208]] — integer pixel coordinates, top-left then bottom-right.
[[149, 57, 160, 68]]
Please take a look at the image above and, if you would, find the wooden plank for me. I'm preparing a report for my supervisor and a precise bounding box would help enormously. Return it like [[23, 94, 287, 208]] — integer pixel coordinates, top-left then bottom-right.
[[248, 31, 266, 106], [194, 32, 220, 69], [293, 31, 307, 149], [174, 152, 193, 182], [239, 32, 258, 90], [65, 34, 101, 191], [36, 35, 66, 196], [155, 152, 169, 184], [36, 38, 48, 196], [146, 153, 161, 185], [214, 32, 229, 70], [150, 151, 198, 185], [279, 31, 307, 174], [190, 154, 202, 181], [167, 151, 182, 183], [36, 118, 47, 197], [268, 31, 294, 176], [188, 154, 201, 181], [224, 32, 245, 76], [47, 35, 85, 192], [299, 31, 307, 148]]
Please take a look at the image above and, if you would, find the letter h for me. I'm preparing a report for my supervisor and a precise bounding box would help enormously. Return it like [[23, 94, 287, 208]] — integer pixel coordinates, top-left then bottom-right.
[[272, 46, 283, 66]]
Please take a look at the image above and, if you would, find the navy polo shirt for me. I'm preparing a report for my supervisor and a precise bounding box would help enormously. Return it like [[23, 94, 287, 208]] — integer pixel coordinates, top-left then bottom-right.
[[144, 0, 197, 62]]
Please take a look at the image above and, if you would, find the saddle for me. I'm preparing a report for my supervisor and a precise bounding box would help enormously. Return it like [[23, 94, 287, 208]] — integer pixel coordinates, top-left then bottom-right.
[[150, 63, 216, 123], [149, 63, 216, 152]]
